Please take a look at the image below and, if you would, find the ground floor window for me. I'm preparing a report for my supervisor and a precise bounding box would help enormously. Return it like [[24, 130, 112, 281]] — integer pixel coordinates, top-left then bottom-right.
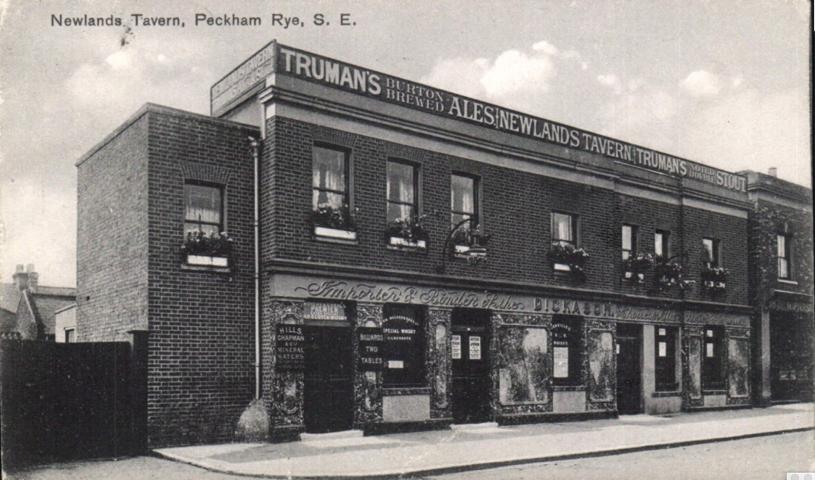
[[655, 326, 677, 391], [382, 304, 426, 387], [552, 315, 584, 386], [702, 326, 725, 390]]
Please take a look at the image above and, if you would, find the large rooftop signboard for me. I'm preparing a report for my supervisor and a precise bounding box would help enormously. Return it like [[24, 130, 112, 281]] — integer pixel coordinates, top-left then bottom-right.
[[211, 42, 747, 193]]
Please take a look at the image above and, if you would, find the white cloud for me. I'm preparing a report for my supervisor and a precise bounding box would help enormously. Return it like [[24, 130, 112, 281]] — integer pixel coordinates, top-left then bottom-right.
[[532, 41, 558, 56], [480, 49, 555, 97], [597, 74, 622, 94], [680, 70, 723, 97], [422, 40, 584, 105]]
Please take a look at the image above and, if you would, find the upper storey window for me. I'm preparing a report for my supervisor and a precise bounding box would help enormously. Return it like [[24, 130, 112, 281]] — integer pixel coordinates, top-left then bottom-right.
[[655, 230, 670, 258], [450, 173, 479, 228], [702, 237, 720, 267], [184, 183, 223, 237], [777, 234, 791, 280], [387, 160, 419, 222], [552, 212, 576, 247], [312, 146, 349, 211], [621, 224, 637, 260]]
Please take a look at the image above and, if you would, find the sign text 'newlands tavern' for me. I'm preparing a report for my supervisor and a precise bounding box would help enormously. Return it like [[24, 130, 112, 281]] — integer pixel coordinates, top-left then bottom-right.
[[211, 43, 746, 192]]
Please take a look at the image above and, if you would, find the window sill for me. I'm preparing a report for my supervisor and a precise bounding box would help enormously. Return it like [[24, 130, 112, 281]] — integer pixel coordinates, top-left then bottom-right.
[[702, 388, 727, 395], [652, 390, 682, 398], [388, 237, 427, 250], [552, 385, 585, 392], [383, 386, 431, 396], [181, 263, 231, 273], [777, 279, 798, 285], [553, 263, 571, 272], [313, 226, 358, 244]]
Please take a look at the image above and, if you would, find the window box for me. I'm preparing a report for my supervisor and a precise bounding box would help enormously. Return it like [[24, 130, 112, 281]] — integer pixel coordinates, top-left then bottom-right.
[[622, 252, 653, 283], [547, 243, 589, 281], [451, 224, 490, 261], [385, 214, 429, 249], [700, 266, 728, 293], [388, 236, 426, 249], [186, 255, 229, 267], [314, 226, 357, 241], [181, 231, 234, 266]]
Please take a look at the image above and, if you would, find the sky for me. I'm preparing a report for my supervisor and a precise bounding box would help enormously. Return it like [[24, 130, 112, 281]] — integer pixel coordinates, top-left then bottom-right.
[[0, 0, 811, 287]]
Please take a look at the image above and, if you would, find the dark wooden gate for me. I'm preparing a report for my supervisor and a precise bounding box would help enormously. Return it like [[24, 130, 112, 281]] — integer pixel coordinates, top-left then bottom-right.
[[0, 338, 147, 470]]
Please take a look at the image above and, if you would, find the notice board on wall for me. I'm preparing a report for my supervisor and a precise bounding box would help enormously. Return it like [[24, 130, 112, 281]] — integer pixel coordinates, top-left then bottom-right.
[[276, 324, 305, 370], [358, 327, 384, 370]]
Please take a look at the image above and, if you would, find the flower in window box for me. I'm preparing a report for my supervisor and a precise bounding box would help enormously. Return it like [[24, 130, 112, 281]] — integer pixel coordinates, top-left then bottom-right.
[[622, 252, 654, 283], [451, 223, 491, 255], [700, 265, 728, 293], [310, 204, 357, 238], [386, 214, 429, 247], [547, 243, 589, 281], [181, 230, 234, 266]]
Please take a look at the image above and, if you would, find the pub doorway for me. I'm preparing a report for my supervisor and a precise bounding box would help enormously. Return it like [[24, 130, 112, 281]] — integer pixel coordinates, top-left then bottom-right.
[[303, 324, 354, 433], [616, 323, 642, 414], [451, 309, 492, 424]]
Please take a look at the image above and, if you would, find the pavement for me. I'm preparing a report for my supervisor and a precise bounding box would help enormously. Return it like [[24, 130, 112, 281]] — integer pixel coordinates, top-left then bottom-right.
[[154, 403, 814, 479]]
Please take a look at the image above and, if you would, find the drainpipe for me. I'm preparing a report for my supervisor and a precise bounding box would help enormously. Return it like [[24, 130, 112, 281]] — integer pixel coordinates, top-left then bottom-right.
[[249, 136, 261, 399]]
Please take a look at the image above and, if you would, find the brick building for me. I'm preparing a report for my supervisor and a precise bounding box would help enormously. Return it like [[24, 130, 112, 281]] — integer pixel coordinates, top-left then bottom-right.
[[741, 170, 813, 405], [76, 41, 809, 447]]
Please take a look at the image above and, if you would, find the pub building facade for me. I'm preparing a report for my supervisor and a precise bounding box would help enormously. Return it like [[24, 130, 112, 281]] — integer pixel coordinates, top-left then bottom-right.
[[77, 40, 802, 447]]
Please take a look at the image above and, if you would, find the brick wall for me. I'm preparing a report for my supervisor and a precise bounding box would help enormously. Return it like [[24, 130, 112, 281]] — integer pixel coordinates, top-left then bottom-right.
[[750, 199, 814, 304], [77, 114, 149, 342], [145, 110, 259, 447], [263, 116, 749, 304]]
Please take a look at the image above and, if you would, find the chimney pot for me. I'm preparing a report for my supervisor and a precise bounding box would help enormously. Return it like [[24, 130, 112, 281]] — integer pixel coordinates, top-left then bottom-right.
[[768, 167, 777, 177]]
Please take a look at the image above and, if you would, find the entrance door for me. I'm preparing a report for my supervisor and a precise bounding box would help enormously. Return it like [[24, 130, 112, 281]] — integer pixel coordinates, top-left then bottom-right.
[[303, 326, 354, 433], [616, 324, 642, 414], [451, 310, 491, 423]]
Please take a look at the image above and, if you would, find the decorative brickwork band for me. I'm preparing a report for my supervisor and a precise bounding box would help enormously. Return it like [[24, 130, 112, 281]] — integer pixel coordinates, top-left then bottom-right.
[[180, 161, 232, 185]]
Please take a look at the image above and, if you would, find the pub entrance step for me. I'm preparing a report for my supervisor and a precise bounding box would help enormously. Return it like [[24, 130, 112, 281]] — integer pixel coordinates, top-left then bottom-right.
[[300, 430, 364, 442], [450, 422, 500, 431]]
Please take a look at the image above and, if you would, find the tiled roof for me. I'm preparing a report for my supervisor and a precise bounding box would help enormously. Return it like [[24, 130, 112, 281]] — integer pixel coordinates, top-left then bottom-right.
[[0, 283, 22, 314], [29, 293, 76, 336]]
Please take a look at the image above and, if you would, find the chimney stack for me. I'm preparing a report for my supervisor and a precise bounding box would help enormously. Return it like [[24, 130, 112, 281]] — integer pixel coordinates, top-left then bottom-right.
[[768, 167, 777, 177], [27, 264, 38, 293], [12, 264, 28, 291]]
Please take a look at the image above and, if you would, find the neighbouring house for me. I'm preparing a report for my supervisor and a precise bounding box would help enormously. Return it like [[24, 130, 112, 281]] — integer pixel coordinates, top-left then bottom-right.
[[0, 264, 76, 341], [54, 304, 77, 343]]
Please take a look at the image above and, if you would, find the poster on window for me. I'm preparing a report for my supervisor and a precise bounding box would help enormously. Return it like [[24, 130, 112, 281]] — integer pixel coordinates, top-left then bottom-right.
[[469, 336, 482, 360], [451, 335, 462, 359], [658, 341, 667, 357], [275, 324, 305, 370], [554, 346, 569, 378], [706, 343, 715, 358]]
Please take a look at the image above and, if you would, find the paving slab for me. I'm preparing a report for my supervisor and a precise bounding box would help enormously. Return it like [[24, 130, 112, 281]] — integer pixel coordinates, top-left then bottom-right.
[[155, 403, 814, 479]]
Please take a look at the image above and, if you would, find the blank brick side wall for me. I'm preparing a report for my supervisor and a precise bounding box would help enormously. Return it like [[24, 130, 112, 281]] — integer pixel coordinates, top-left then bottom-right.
[[146, 112, 259, 447], [77, 115, 149, 342], [265, 116, 749, 303]]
